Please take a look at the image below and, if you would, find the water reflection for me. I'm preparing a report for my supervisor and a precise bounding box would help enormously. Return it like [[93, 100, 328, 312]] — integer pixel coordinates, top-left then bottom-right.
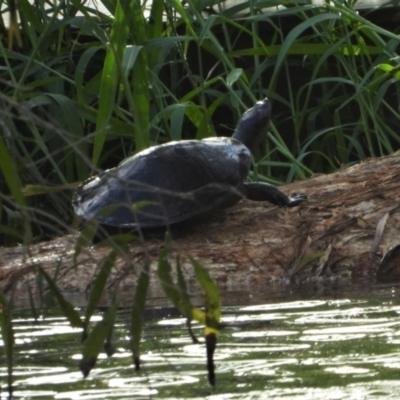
[[2, 283, 400, 399]]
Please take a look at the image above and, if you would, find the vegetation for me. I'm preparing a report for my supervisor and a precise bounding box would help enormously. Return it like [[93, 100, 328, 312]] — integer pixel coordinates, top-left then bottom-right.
[[0, 242, 222, 395], [0, 0, 399, 244], [1, 0, 400, 394]]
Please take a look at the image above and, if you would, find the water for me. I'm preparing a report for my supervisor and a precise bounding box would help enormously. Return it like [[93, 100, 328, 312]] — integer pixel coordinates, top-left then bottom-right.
[[2, 283, 400, 399]]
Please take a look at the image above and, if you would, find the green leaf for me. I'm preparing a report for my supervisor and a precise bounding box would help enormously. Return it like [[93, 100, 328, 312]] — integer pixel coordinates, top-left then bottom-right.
[[189, 257, 221, 387], [122, 45, 142, 73], [38, 267, 83, 329], [157, 247, 206, 325], [0, 290, 14, 394], [75, 46, 104, 105], [230, 44, 383, 57], [93, 0, 130, 165], [170, 105, 187, 141], [145, 36, 195, 50], [189, 257, 221, 334], [22, 183, 77, 197], [226, 68, 243, 87], [0, 132, 31, 241], [73, 221, 98, 264], [271, 13, 341, 86], [66, 16, 109, 43], [376, 64, 400, 80], [83, 250, 118, 334], [175, 257, 200, 343], [80, 302, 118, 377], [198, 14, 219, 44], [130, 260, 150, 370], [175, 257, 193, 319], [128, 0, 150, 151], [157, 246, 181, 307], [147, 0, 164, 69]]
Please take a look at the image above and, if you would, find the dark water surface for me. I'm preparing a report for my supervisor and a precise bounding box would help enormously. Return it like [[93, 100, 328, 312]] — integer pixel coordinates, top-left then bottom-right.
[[2, 282, 400, 399]]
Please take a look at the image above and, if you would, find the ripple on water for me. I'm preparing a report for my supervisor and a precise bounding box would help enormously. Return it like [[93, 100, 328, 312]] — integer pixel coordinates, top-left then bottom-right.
[[4, 286, 400, 399]]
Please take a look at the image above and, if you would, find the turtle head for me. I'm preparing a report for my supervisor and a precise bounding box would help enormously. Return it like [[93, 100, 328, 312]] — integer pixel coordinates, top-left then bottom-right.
[[232, 98, 271, 152]]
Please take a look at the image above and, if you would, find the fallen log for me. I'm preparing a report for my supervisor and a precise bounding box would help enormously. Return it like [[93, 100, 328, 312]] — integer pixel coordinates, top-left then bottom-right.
[[2, 150, 400, 305]]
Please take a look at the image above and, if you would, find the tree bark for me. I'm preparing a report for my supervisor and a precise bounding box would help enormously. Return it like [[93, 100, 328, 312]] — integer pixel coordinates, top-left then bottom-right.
[[2, 150, 400, 304]]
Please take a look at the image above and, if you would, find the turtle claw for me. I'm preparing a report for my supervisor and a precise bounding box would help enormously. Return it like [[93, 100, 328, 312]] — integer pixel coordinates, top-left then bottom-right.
[[287, 193, 308, 207]]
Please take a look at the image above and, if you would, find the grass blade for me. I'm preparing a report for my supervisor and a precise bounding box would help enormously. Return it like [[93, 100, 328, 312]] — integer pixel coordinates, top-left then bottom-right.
[[83, 250, 118, 337], [0, 132, 31, 242], [38, 267, 83, 329], [130, 259, 150, 370], [80, 302, 118, 377], [189, 257, 221, 332], [0, 290, 14, 396], [128, 0, 150, 151], [189, 256, 221, 387], [93, 0, 130, 165], [157, 247, 207, 325]]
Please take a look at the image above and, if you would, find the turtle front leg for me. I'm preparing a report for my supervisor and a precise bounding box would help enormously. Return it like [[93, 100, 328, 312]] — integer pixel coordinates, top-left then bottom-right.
[[241, 182, 307, 207]]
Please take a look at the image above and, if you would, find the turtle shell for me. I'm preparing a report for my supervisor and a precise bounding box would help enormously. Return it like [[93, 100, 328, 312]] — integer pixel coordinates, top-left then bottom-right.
[[72, 137, 251, 228]]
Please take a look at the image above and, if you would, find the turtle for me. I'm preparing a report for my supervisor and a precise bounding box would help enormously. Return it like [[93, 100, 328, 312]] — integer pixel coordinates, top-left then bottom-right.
[[72, 98, 307, 234]]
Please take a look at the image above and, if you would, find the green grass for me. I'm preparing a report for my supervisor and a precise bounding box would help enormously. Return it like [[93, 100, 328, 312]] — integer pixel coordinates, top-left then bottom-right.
[[0, 0, 399, 244]]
